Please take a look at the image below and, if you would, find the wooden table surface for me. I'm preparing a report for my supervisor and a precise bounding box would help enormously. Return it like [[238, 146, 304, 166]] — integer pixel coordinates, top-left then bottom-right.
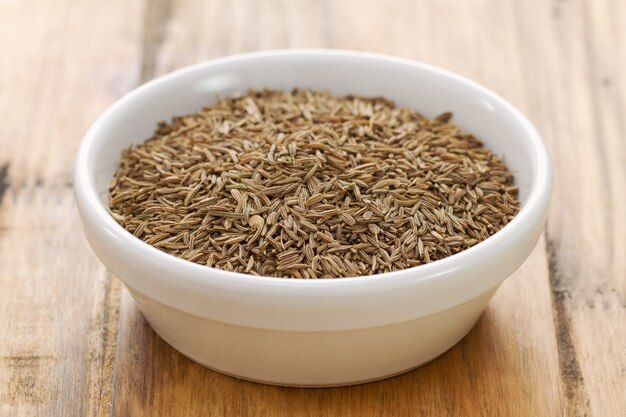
[[1, 0, 624, 416]]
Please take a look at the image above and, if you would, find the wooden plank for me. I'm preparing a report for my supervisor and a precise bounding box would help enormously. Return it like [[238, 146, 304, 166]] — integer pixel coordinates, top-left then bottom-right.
[[111, 1, 563, 416], [0, 0, 144, 416], [512, 0, 626, 415], [582, 4, 626, 414], [2, 0, 621, 415], [149, 0, 328, 76]]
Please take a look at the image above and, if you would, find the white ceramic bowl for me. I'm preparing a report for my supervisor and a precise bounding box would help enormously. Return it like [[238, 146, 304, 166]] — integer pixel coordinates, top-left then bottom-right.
[[74, 50, 552, 387]]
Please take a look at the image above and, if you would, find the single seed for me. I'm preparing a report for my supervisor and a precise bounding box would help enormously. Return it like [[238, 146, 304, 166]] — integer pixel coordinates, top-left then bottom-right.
[[248, 215, 265, 230]]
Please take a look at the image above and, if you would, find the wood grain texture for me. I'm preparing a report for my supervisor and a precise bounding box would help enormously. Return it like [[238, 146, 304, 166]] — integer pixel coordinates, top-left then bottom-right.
[[0, 0, 623, 416], [0, 0, 143, 416], [512, 0, 626, 415]]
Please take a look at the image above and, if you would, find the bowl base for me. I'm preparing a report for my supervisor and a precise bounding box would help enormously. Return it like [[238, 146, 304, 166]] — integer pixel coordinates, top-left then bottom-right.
[[181, 345, 453, 388], [128, 285, 497, 388]]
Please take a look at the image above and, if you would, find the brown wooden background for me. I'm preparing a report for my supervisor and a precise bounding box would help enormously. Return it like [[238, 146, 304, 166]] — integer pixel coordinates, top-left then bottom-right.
[[0, 0, 624, 416]]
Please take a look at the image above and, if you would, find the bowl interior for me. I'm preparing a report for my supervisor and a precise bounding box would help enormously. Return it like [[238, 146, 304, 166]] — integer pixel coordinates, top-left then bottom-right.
[[87, 51, 539, 210]]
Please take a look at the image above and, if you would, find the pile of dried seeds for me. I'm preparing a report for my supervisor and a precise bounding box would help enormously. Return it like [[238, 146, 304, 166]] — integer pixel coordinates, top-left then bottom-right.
[[109, 89, 520, 278]]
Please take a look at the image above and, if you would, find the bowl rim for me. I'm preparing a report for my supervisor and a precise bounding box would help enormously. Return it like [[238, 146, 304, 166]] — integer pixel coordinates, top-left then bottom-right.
[[75, 48, 553, 289]]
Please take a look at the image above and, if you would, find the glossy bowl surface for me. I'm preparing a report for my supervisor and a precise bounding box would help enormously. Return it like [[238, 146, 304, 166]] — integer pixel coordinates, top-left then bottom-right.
[[74, 49, 552, 386]]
